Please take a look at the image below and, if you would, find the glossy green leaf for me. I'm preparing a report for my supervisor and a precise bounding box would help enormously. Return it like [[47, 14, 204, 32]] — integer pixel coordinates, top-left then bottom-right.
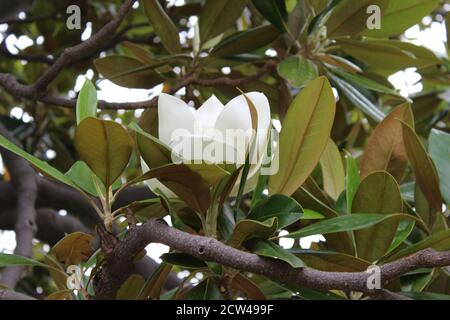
[[428, 129, 450, 205], [246, 239, 305, 268], [352, 171, 404, 261], [329, 73, 385, 122], [283, 213, 415, 239], [131, 164, 211, 215], [138, 263, 173, 300], [277, 56, 318, 88], [326, 0, 389, 37], [360, 0, 440, 38], [320, 139, 345, 200], [300, 209, 325, 220], [402, 122, 442, 213], [386, 229, 450, 262], [65, 161, 101, 196], [0, 134, 79, 190], [186, 278, 223, 300], [269, 76, 336, 196], [292, 250, 371, 272], [360, 103, 414, 182], [345, 153, 360, 214], [252, 0, 287, 32], [247, 194, 303, 229], [141, 0, 181, 54], [228, 217, 278, 248], [199, 0, 249, 42], [332, 69, 400, 96], [338, 39, 441, 72], [74, 117, 134, 188], [76, 79, 97, 125], [211, 25, 279, 57], [94, 56, 164, 89], [0, 253, 47, 268], [117, 274, 145, 300]]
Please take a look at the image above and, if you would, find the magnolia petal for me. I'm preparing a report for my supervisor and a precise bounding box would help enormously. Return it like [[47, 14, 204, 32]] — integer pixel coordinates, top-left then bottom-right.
[[158, 93, 195, 145], [194, 94, 224, 133]]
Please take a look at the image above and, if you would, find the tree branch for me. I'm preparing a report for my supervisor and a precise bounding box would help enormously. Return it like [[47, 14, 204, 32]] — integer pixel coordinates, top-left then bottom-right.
[[94, 218, 450, 300], [0, 124, 38, 288], [0, 289, 36, 300]]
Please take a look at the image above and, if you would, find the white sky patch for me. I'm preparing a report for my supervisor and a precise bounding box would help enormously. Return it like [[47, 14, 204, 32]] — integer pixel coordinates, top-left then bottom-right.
[[96, 80, 161, 103], [388, 68, 423, 97], [0, 231, 16, 253], [299, 235, 326, 249], [403, 21, 447, 56]]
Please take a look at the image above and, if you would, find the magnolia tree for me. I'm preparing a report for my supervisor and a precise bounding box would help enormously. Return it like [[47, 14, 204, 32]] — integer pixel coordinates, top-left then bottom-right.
[[0, 0, 449, 301]]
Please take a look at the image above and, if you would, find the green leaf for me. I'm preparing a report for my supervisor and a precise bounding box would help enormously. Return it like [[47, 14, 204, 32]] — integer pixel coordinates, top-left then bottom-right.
[[269, 76, 336, 196], [360, 103, 414, 182], [351, 171, 404, 262], [141, 0, 181, 54], [428, 129, 450, 205], [283, 213, 416, 239], [0, 134, 79, 190], [277, 56, 318, 88], [186, 278, 223, 300], [211, 25, 279, 57], [402, 122, 442, 213], [117, 274, 145, 300], [320, 139, 345, 201], [252, 0, 287, 32], [329, 73, 385, 122], [161, 253, 207, 269], [65, 161, 106, 196], [138, 263, 173, 300], [292, 250, 371, 272], [247, 194, 303, 229], [326, 0, 389, 37], [246, 239, 305, 268], [94, 56, 163, 89], [345, 153, 360, 214], [360, 0, 440, 38], [74, 117, 134, 188], [199, 0, 249, 42], [332, 69, 400, 96], [76, 79, 97, 125], [385, 220, 416, 257], [130, 164, 211, 215], [129, 122, 172, 168], [0, 253, 47, 268], [386, 229, 450, 262], [338, 39, 441, 72], [300, 209, 325, 220], [228, 217, 278, 248]]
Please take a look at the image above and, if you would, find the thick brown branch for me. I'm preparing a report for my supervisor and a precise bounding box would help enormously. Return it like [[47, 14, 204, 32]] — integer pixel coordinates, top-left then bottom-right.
[[0, 124, 38, 288], [94, 218, 450, 300], [0, 289, 36, 300]]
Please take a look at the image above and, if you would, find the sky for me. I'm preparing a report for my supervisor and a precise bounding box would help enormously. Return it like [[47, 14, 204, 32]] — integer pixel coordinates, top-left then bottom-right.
[[0, 7, 448, 265]]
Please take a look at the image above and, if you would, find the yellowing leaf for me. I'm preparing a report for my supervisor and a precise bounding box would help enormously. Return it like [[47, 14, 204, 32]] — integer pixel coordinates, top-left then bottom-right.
[[75, 117, 134, 188], [269, 76, 336, 196], [402, 122, 442, 213], [320, 139, 345, 200], [51, 232, 94, 268], [360, 103, 414, 182]]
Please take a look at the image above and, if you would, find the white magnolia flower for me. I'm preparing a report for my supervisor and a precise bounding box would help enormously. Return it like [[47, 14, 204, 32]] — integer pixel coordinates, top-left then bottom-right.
[[143, 92, 272, 196]]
